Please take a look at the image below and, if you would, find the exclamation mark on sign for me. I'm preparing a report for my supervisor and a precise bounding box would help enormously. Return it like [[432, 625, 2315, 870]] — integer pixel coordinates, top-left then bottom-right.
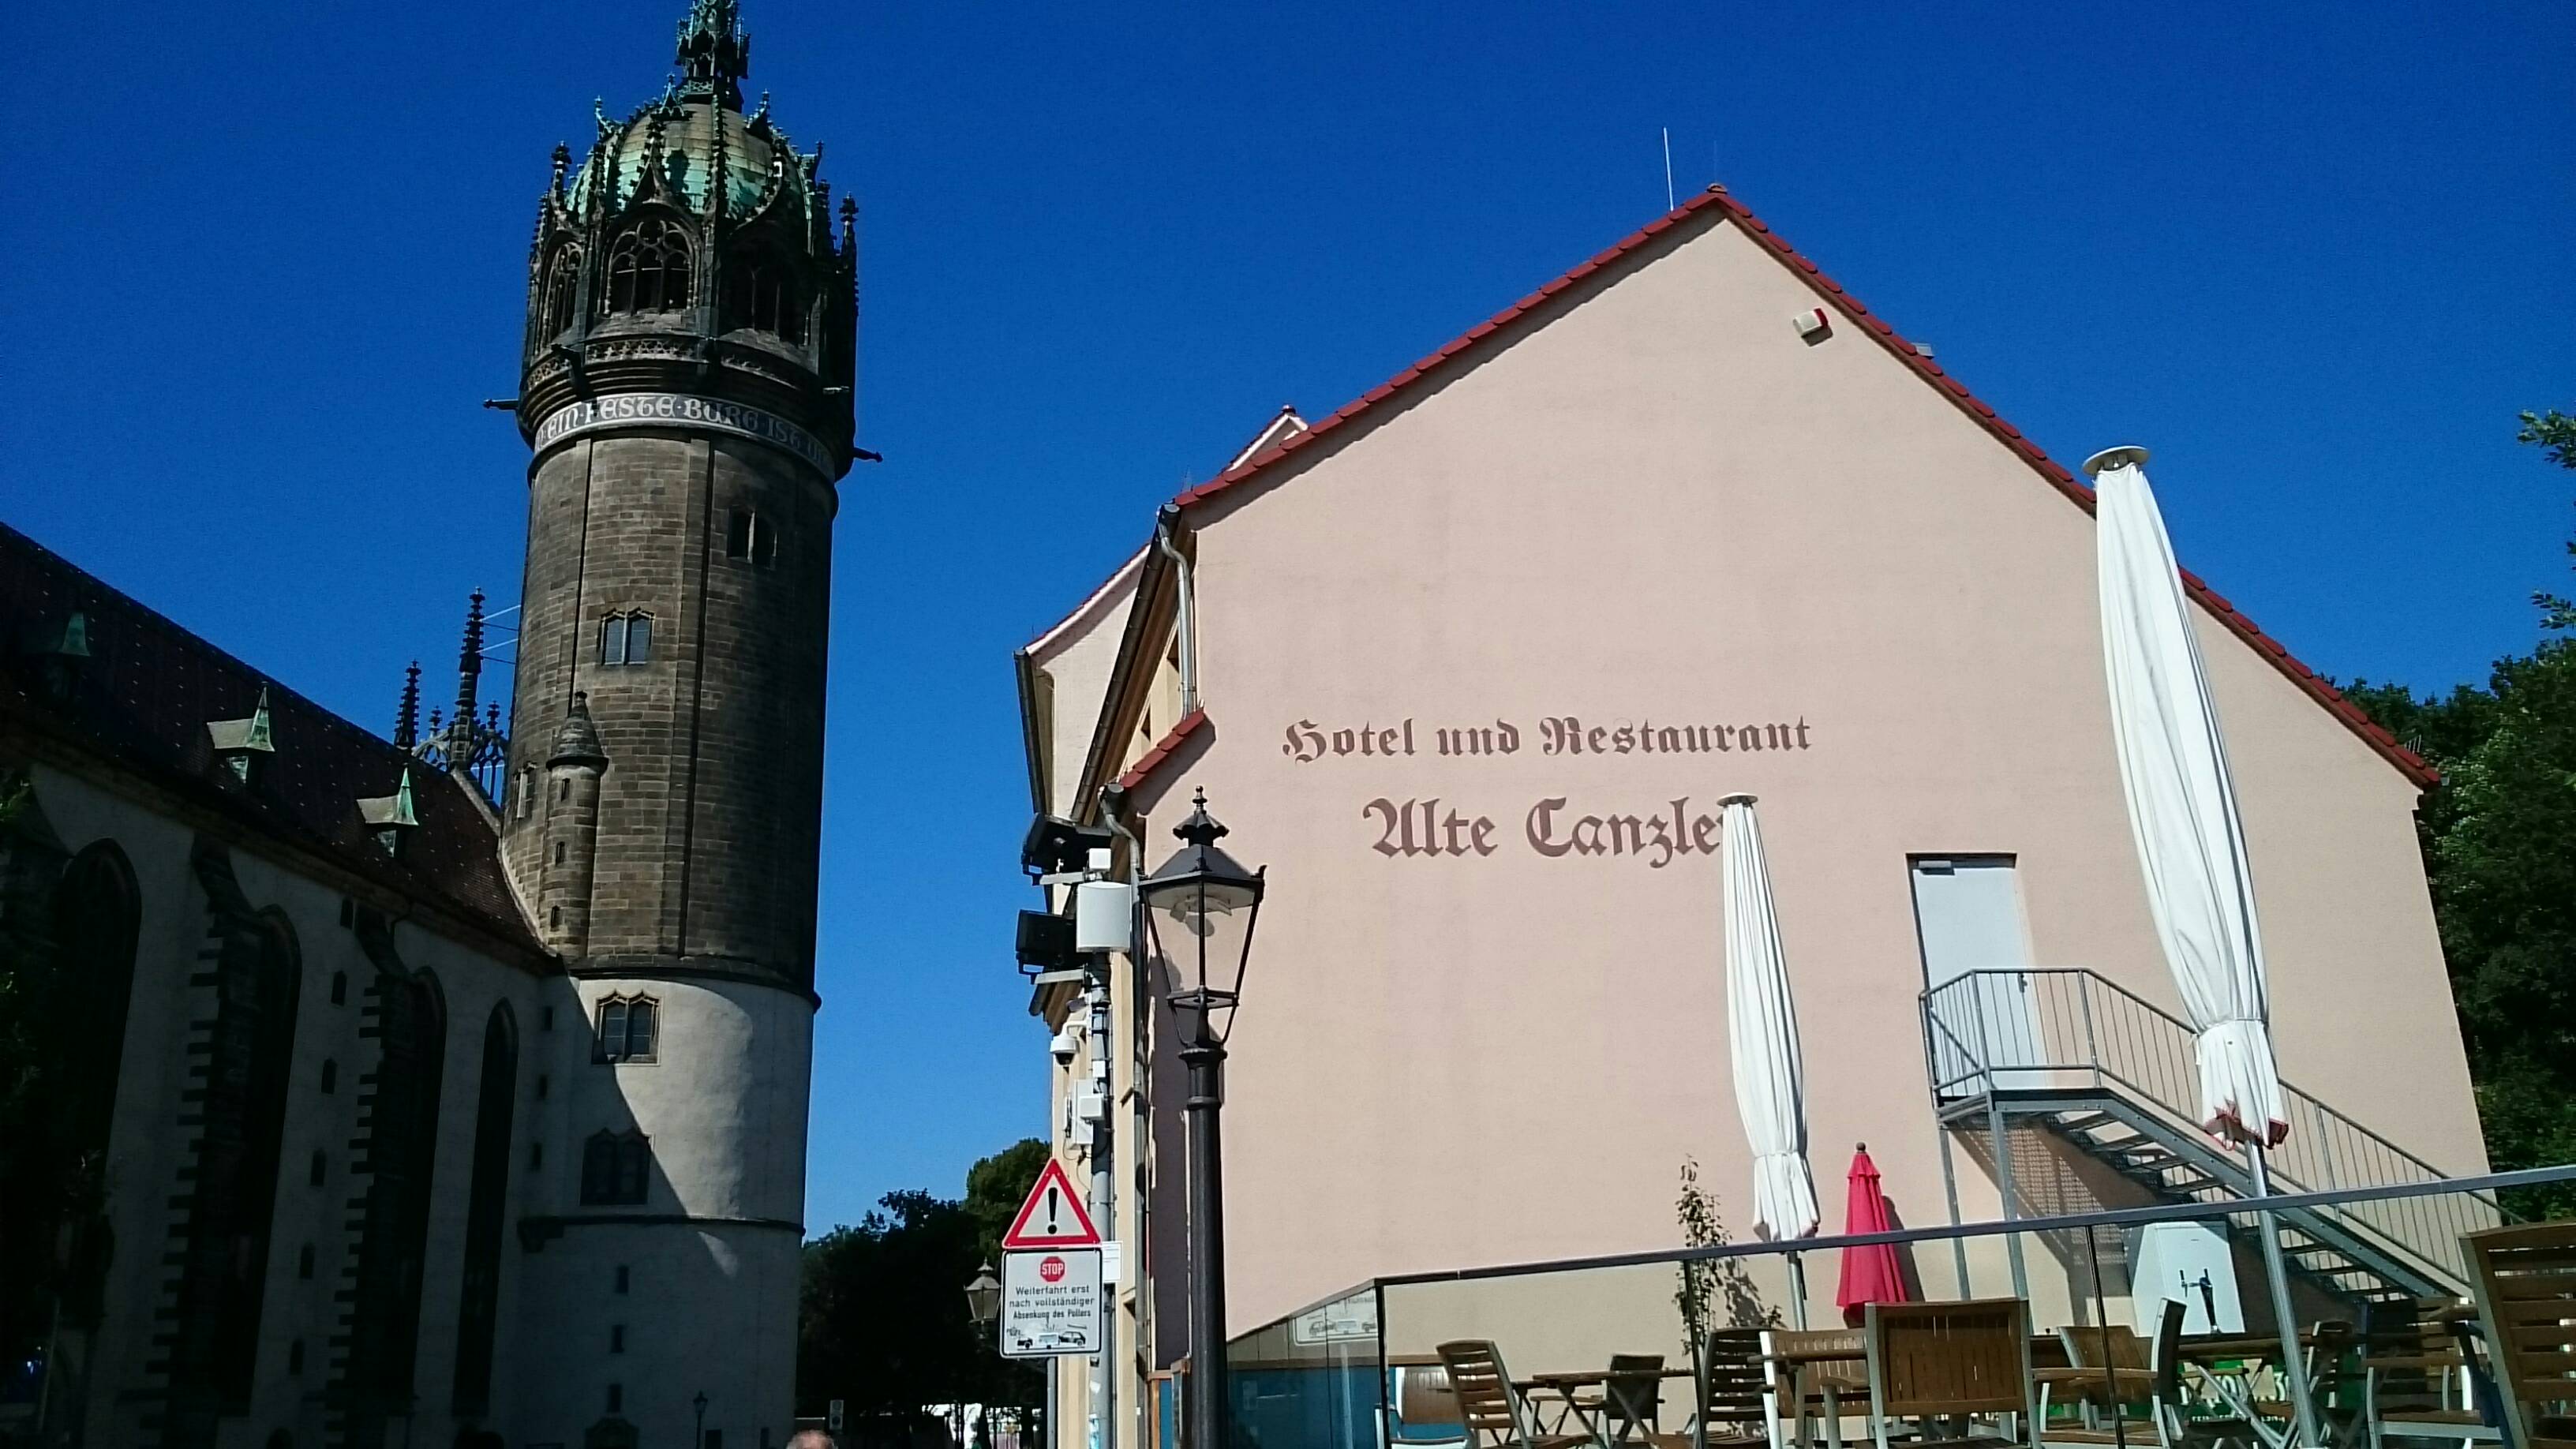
[[1044, 1185, 1061, 1237]]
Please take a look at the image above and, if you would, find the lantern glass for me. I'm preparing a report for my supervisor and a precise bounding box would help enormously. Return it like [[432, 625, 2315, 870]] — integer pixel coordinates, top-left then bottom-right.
[[1138, 790, 1265, 1025], [964, 1264, 1002, 1325]]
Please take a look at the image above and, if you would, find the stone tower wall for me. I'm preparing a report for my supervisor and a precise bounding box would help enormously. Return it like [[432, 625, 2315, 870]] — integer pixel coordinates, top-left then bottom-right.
[[503, 431, 833, 989]]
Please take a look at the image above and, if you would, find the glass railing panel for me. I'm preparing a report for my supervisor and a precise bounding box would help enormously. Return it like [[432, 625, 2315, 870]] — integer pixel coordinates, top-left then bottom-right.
[[1226, 1286, 1381, 1449]]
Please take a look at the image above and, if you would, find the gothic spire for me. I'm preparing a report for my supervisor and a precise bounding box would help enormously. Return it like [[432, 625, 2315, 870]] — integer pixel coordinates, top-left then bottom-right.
[[394, 661, 421, 749], [676, 0, 751, 110], [453, 590, 486, 745]]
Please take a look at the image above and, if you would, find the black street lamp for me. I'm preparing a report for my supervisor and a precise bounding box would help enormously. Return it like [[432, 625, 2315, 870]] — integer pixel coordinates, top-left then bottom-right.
[[1136, 789, 1264, 1449], [691, 1390, 709, 1449], [965, 1263, 1002, 1327]]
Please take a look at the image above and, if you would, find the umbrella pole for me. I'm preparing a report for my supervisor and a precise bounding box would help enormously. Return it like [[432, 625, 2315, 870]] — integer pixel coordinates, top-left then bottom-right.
[[2247, 1143, 2323, 1447], [1787, 1250, 1810, 1330]]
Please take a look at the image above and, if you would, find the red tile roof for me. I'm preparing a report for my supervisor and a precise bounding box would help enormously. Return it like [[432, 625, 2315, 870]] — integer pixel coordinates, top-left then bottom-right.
[[0, 523, 546, 957], [1116, 707, 1209, 795], [1169, 188, 2434, 789]]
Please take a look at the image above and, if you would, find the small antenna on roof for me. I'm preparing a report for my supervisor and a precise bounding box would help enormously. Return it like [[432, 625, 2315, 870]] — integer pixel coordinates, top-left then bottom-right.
[[1661, 126, 1676, 212]]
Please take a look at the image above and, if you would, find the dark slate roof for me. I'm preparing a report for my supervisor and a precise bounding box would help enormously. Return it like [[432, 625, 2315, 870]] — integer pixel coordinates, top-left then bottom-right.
[[0, 522, 544, 960]]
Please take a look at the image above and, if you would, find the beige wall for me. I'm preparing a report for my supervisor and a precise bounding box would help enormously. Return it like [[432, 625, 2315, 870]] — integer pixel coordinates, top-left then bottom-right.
[[1118, 209, 2478, 1337]]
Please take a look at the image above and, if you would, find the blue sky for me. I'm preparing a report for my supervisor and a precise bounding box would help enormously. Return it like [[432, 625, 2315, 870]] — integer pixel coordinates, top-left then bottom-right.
[[6, 1, 2568, 1234]]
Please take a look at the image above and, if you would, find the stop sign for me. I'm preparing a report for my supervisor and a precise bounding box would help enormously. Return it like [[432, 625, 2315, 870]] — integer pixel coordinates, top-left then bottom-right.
[[1039, 1255, 1066, 1283]]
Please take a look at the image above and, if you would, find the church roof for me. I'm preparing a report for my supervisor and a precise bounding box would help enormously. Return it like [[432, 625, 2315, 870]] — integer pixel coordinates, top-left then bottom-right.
[[1163, 185, 2436, 790], [0, 524, 545, 960]]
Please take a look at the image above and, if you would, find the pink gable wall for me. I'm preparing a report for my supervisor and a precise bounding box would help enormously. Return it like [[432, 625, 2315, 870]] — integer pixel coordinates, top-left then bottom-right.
[[1145, 210, 2478, 1332]]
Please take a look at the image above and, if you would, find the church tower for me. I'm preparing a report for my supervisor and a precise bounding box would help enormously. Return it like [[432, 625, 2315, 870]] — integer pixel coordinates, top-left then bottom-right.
[[501, 1, 854, 1440]]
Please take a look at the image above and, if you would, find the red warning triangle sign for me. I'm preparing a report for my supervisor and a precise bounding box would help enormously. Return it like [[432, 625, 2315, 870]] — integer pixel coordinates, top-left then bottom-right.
[[1001, 1159, 1102, 1249]]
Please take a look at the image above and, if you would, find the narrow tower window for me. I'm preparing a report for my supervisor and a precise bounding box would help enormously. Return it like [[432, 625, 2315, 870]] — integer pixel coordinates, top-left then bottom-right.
[[597, 612, 653, 666], [724, 509, 777, 566], [592, 994, 657, 1064], [580, 1130, 652, 1206], [542, 245, 582, 338]]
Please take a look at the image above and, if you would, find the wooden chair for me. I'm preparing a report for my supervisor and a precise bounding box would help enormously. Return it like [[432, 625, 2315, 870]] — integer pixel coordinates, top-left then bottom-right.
[[2359, 1297, 2499, 1449], [2463, 1222, 2576, 1449], [1691, 1329, 1777, 1449], [1439, 1339, 1595, 1449], [1597, 1354, 1670, 1447], [1393, 1362, 1470, 1448], [2045, 1301, 2271, 1449], [2041, 1323, 2160, 1430], [1861, 1299, 2039, 1449]]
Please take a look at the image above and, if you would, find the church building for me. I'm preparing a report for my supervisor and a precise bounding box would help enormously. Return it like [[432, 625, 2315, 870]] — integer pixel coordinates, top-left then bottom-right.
[[0, 3, 857, 1445]]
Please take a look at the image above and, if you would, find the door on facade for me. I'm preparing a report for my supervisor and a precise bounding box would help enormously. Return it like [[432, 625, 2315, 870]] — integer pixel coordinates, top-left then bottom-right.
[[1909, 856, 2046, 1095]]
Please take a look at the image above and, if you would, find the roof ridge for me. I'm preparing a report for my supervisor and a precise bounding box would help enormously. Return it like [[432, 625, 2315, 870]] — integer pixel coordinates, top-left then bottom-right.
[[1165, 187, 2434, 789]]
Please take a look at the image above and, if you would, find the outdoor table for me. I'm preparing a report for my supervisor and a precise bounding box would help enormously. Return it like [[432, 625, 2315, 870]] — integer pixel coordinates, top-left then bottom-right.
[[1760, 1329, 1867, 1449], [1514, 1368, 1698, 1448], [2175, 1329, 2326, 1449]]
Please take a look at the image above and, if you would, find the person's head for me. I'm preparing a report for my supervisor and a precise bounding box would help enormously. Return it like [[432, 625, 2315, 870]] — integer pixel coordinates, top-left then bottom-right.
[[787, 1433, 837, 1449]]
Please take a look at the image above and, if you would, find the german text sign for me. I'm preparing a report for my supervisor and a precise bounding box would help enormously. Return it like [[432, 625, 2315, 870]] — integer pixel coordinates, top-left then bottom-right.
[[1000, 1248, 1103, 1358]]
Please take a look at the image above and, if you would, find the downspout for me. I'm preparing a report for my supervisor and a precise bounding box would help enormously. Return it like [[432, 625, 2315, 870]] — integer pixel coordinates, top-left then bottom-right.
[[1100, 781, 1146, 1449], [1155, 507, 1198, 715]]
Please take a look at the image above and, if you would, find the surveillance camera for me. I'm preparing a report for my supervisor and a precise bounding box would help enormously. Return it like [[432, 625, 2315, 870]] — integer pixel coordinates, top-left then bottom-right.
[[1050, 1025, 1082, 1065]]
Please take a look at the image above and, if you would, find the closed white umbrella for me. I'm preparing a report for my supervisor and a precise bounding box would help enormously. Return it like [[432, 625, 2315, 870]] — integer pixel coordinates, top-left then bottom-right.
[[2091, 444, 2317, 1444], [1720, 793, 1818, 1324]]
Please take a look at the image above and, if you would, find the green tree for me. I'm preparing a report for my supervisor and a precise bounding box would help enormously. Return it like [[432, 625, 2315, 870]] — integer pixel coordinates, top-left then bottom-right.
[[2343, 406, 2576, 1219], [798, 1140, 1050, 1443]]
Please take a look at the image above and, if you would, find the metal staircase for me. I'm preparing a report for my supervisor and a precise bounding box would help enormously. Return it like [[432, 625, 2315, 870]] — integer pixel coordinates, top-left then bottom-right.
[[1919, 968, 2506, 1306]]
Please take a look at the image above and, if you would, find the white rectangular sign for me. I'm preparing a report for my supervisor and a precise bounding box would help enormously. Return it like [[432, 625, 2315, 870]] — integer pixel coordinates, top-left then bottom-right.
[[1001, 1248, 1103, 1358]]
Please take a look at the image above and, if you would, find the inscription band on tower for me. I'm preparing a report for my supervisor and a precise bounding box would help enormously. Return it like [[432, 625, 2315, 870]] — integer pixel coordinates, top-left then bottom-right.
[[534, 392, 840, 478]]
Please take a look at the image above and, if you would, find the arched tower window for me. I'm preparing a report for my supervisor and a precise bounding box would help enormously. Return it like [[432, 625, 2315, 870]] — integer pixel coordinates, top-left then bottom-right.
[[541, 245, 582, 339], [451, 1005, 517, 1417], [721, 245, 804, 342], [601, 219, 692, 316]]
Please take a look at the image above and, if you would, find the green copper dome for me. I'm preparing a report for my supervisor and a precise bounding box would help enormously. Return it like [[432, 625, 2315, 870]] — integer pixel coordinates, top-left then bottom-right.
[[567, 99, 796, 219]]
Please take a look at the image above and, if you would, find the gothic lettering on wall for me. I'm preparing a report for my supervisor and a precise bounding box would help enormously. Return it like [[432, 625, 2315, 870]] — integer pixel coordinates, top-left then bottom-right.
[[1284, 713, 1817, 867], [1282, 713, 1814, 764]]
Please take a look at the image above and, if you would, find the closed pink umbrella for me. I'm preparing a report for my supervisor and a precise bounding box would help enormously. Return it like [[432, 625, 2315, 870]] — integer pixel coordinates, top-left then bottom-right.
[[1834, 1144, 1910, 1327]]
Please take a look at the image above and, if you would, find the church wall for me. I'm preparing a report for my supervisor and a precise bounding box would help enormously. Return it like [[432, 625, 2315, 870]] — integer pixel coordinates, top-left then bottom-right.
[[21, 761, 549, 1449], [1146, 209, 2477, 1336]]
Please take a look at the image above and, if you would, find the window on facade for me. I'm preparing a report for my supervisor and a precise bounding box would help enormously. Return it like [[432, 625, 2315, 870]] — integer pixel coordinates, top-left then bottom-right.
[[543, 245, 582, 337], [320, 1058, 337, 1094], [288, 1340, 305, 1376], [607, 1383, 624, 1413], [721, 248, 804, 342], [614, 1264, 630, 1294], [528, 1142, 544, 1172], [724, 508, 777, 566], [581, 1131, 651, 1206], [516, 768, 536, 821], [331, 971, 347, 1006], [310, 1150, 327, 1187], [598, 611, 653, 666], [553, 841, 567, 865], [593, 995, 657, 1063], [451, 1004, 517, 1417], [298, 1244, 315, 1280], [601, 219, 691, 316], [609, 1324, 626, 1354], [549, 906, 564, 930], [536, 1073, 550, 1100]]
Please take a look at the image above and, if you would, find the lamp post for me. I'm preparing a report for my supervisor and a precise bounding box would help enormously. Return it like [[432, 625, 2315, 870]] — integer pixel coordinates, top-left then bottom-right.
[[965, 1263, 1002, 1328], [1137, 789, 1264, 1449], [691, 1390, 708, 1449], [965, 1265, 1004, 1449]]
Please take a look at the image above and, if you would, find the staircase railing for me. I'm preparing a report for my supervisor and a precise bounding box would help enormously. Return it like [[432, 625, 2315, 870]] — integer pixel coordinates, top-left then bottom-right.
[[1919, 967, 2504, 1290]]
